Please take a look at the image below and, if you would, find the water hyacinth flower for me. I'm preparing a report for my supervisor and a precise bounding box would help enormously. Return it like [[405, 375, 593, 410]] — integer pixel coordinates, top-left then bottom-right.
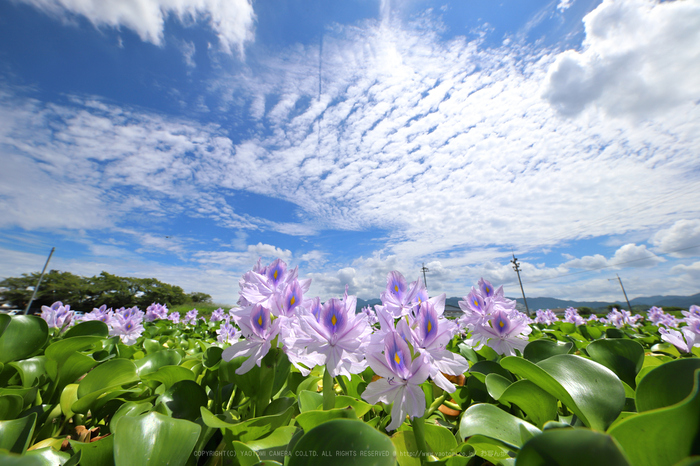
[[81, 304, 114, 325], [361, 305, 379, 326], [239, 258, 311, 310], [222, 304, 281, 374], [216, 322, 240, 345], [563, 307, 586, 326], [40, 301, 74, 331], [362, 331, 431, 431], [118, 306, 144, 322], [380, 271, 425, 318], [109, 313, 144, 345], [167, 311, 180, 324], [183, 309, 199, 325], [603, 308, 642, 328], [210, 308, 225, 322], [293, 291, 371, 378], [534, 309, 558, 325], [409, 295, 469, 393], [647, 306, 678, 328], [659, 322, 699, 353], [145, 303, 169, 322]]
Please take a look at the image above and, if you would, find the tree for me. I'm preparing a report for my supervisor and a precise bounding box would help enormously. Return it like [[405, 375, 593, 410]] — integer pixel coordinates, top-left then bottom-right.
[[0, 270, 190, 313], [189, 292, 212, 304]]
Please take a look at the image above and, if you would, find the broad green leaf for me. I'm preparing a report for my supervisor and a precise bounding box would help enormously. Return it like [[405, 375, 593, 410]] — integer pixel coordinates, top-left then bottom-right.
[[77, 358, 139, 398], [484, 373, 512, 401], [69, 435, 114, 466], [333, 395, 372, 416], [517, 428, 631, 466], [464, 435, 513, 465], [113, 412, 200, 466], [133, 350, 182, 376], [140, 365, 195, 390], [289, 419, 395, 466], [156, 380, 208, 421], [497, 380, 558, 429], [423, 423, 458, 459], [0, 451, 46, 466], [0, 412, 37, 454], [298, 390, 323, 413], [391, 430, 420, 466], [586, 339, 644, 388], [45, 336, 104, 368], [62, 321, 109, 338], [501, 355, 625, 431], [469, 361, 514, 381], [0, 316, 49, 364], [109, 401, 152, 434], [262, 397, 297, 416], [0, 387, 37, 410], [635, 358, 700, 412], [8, 357, 47, 388], [203, 346, 223, 368], [609, 370, 700, 466], [202, 406, 294, 443], [24, 447, 71, 465], [295, 407, 359, 432], [523, 340, 573, 364], [247, 425, 299, 463], [0, 395, 23, 420], [228, 441, 261, 466], [59, 384, 79, 418], [458, 403, 540, 449]]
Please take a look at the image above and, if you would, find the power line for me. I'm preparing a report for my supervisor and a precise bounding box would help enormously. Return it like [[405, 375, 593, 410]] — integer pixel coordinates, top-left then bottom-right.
[[522, 243, 700, 285]]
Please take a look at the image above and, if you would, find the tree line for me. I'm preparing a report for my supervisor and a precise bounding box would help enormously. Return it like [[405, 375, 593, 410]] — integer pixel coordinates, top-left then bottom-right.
[[0, 270, 211, 313]]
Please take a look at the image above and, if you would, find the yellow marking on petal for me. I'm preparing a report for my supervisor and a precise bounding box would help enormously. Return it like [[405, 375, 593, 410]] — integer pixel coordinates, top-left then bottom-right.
[[499, 320, 505, 328], [258, 315, 263, 326], [427, 320, 432, 333], [274, 270, 278, 280], [332, 314, 337, 326], [394, 353, 401, 364], [290, 296, 296, 306], [394, 285, 399, 293]]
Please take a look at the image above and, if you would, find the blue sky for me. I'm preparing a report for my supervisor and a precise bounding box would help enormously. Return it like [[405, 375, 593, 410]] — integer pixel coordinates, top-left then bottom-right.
[[1, 0, 699, 305]]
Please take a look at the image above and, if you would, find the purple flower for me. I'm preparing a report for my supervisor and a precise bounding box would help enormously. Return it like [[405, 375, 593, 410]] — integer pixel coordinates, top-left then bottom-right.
[[109, 314, 144, 345], [184, 309, 198, 325], [535, 309, 558, 325], [468, 309, 531, 356], [222, 304, 281, 374], [81, 305, 114, 325], [660, 326, 698, 353], [563, 307, 586, 326], [380, 271, 424, 318], [210, 308, 225, 322], [272, 279, 305, 317], [216, 322, 240, 345], [361, 305, 379, 326], [40, 301, 74, 331], [362, 332, 431, 431], [167, 311, 180, 324], [145, 303, 169, 322], [604, 308, 642, 328], [293, 292, 371, 378], [647, 306, 678, 328]]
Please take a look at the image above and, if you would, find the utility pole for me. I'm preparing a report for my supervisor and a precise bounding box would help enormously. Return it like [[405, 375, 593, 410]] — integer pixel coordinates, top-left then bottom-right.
[[24, 247, 55, 315], [420, 263, 429, 289], [609, 274, 633, 312], [511, 254, 530, 316]]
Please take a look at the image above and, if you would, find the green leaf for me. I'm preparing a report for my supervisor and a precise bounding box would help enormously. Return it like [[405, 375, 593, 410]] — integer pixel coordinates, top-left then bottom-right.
[[523, 340, 573, 364], [458, 403, 540, 449], [203, 346, 223, 368], [246, 425, 299, 464], [609, 369, 700, 466], [201, 406, 295, 443], [77, 358, 139, 398], [464, 435, 513, 465], [113, 412, 201, 466], [501, 354, 625, 431], [497, 380, 558, 429], [0, 387, 37, 411], [516, 428, 631, 466], [289, 419, 396, 466], [228, 441, 261, 466], [333, 396, 372, 416], [140, 365, 195, 390], [0, 316, 49, 364], [0, 451, 46, 466], [0, 395, 24, 420], [133, 350, 183, 376], [156, 380, 208, 421], [59, 384, 79, 418], [62, 321, 109, 338], [295, 407, 359, 432], [484, 373, 512, 401], [69, 435, 114, 466], [423, 422, 458, 458], [391, 430, 421, 466], [109, 401, 153, 434], [0, 412, 37, 454], [635, 358, 700, 412], [298, 390, 323, 413], [24, 446, 71, 465], [45, 337, 104, 368], [586, 339, 644, 388], [7, 357, 47, 388]]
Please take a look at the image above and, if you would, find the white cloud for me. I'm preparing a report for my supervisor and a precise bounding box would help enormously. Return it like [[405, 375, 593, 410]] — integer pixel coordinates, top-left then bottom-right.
[[557, 0, 574, 12], [671, 261, 700, 280], [543, 0, 700, 118], [15, 0, 255, 55], [563, 243, 664, 270], [651, 219, 700, 258]]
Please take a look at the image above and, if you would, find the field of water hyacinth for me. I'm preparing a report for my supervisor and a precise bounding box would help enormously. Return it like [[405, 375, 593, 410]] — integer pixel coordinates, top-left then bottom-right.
[[1, 259, 699, 466]]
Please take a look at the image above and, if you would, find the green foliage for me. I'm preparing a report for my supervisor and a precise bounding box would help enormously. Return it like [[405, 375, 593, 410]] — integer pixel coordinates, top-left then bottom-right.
[[0, 270, 193, 313], [188, 291, 213, 303]]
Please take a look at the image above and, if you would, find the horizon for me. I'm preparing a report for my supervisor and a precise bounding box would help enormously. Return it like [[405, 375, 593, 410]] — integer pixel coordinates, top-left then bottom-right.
[[1, 0, 699, 304]]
